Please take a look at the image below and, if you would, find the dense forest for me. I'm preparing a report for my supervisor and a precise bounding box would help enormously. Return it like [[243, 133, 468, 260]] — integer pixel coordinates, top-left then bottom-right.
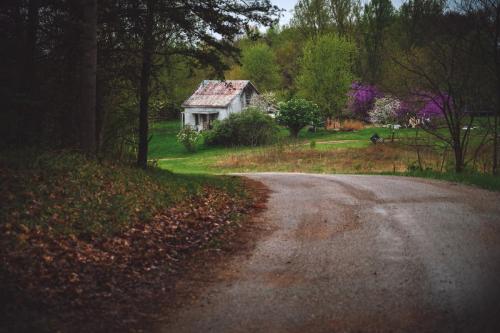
[[1, 0, 499, 172], [0, 0, 278, 167]]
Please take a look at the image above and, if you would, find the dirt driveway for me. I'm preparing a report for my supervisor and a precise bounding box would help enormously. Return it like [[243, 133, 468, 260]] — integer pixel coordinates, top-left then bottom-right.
[[159, 173, 500, 333]]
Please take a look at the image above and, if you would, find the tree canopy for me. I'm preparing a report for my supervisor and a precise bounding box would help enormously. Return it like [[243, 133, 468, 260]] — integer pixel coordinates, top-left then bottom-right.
[[297, 34, 357, 120], [241, 43, 281, 92]]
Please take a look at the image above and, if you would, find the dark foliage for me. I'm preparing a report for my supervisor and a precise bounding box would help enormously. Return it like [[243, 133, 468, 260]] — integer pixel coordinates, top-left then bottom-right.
[[0, 0, 278, 160]]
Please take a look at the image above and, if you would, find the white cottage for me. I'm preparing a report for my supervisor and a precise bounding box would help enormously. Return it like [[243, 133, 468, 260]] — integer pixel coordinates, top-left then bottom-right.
[[181, 80, 259, 131]]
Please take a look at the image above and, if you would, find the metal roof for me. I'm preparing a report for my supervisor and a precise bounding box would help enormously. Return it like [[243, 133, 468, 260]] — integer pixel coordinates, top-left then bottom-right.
[[182, 80, 258, 108]]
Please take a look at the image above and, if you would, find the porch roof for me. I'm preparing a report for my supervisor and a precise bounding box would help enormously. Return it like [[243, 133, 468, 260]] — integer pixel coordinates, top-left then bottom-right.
[[184, 109, 220, 114]]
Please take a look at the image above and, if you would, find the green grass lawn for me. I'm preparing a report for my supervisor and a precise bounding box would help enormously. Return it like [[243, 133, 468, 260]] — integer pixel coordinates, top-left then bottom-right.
[[149, 120, 499, 191], [151, 118, 486, 164], [149, 120, 418, 173]]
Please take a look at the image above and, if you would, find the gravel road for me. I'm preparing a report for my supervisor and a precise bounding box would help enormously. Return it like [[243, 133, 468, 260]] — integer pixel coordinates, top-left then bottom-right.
[[160, 174, 500, 333]]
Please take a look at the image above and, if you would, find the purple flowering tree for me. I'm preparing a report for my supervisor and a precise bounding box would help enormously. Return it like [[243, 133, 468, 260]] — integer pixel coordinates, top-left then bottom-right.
[[392, 18, 487, 174], [348, 83, 382, 121], [395, 101, 416, 127], [418, 95, 446, 120], [395, 94, 446, 127]]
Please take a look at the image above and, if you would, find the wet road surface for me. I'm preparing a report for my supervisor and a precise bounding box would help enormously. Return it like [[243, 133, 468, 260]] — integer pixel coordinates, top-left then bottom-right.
[[160, 174, 500, 333]]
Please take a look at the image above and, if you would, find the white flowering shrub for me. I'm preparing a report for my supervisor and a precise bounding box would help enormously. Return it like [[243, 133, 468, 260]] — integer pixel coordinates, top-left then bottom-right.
[[177, 126, 200, 152], [369, 97, 401, 124], [249, 91, 279, 114]]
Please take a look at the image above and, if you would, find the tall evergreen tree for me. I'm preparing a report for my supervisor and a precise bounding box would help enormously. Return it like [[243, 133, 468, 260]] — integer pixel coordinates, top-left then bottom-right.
[[79, 0, 97, 155]]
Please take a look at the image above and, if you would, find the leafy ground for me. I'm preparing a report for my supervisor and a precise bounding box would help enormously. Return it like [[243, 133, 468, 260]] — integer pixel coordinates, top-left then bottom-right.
[[0, 151, 268, 332], [150, 120, 499, 191]]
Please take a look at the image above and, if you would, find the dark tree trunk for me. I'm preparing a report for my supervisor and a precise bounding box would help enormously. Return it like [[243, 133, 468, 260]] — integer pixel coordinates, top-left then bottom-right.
[[25, 0, 40, 142], [493, 36, 500, 175], [26, 0, 39, 79], [57, 1, 80, 148], [494, 105, 499, 175], [95, 74, 107, 155], [452, 138, 464, 173], [137, 0, 154, 169], [79, 0, 97, 155], [492, 2, 500, 175]]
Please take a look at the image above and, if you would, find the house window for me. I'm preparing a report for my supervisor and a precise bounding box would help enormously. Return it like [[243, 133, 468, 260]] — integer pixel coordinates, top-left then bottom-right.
[[209, 113, 219, 122]]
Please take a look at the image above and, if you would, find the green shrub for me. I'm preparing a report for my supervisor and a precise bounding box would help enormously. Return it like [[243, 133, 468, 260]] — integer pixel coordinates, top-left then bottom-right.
[[177, 126, 200, 152], [205, 107, 278, 147], [276, 98, 321, 138]]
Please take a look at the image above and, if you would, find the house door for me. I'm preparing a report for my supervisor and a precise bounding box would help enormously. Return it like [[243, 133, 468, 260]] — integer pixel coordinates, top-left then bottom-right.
[[200, 113, 219, 130], [201, 114, 208, 130], [208, 113, 219, 129]]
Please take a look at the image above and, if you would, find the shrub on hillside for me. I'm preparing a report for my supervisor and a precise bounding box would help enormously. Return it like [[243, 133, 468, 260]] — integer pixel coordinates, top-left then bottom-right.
[[276, 98, 321, 138], [205, 107, 278, 147], [348, 83, 382, 120], [177, 126, 200, 152], [418, 94, 447, 120], [396, 94, 447, 127], [369, 97, 401, 124]]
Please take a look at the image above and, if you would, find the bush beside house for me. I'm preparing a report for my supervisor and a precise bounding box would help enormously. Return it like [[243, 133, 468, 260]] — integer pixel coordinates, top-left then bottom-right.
[[177, 126, 201, 152], [205, 107, 278, 147]]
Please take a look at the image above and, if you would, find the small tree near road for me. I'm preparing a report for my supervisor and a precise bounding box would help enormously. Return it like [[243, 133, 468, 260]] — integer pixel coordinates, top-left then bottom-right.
[[276, 98, 321, 138]]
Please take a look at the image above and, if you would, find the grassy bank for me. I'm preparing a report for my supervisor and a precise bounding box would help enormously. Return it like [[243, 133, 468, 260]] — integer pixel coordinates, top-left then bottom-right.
[[0, 150, 260, 332], [1, 150, 243, 237], [389, 170, 500, 192]]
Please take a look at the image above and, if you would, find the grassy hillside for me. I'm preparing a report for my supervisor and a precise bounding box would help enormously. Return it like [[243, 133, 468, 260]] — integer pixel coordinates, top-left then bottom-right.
[[1, 150, 244, 236]]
